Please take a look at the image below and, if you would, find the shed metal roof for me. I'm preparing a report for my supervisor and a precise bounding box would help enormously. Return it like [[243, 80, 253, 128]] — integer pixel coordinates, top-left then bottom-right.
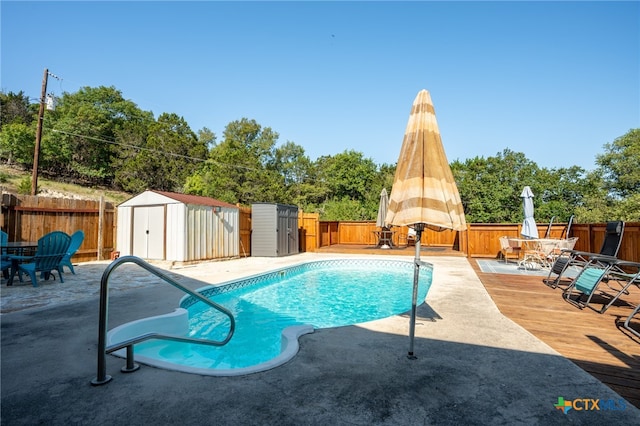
[[150, 190, 238, 209], [119, 190, 238, 209]]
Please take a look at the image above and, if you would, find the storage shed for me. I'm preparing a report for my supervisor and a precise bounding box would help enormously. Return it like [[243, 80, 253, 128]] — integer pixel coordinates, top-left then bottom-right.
[[251, 203, 299, 257], [117, 190, 239, 262]]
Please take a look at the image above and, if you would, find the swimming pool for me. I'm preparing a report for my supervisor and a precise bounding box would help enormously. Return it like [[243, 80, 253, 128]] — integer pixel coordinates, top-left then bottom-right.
[[107, 258, 433, 376]]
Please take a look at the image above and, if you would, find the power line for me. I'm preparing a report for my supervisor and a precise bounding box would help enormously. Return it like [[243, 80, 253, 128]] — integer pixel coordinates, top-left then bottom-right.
[[49, 128, 260, 172]]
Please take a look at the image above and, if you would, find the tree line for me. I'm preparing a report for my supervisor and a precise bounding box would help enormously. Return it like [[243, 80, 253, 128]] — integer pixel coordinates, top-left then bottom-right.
[[1, 87, 638, 223]]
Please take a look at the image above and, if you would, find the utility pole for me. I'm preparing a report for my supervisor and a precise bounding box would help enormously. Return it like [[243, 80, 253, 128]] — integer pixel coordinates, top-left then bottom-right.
[[32, 68, 48, 196]]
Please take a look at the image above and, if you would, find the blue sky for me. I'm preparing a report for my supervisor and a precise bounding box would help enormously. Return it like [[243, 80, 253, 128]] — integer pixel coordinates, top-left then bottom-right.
[[2, 1, 638, 171]]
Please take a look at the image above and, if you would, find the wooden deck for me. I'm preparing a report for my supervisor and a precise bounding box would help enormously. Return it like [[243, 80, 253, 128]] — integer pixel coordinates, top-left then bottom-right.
[[471, 260, 640, 410], [314, 245, 640, 409], [313, 243, 466, 257]]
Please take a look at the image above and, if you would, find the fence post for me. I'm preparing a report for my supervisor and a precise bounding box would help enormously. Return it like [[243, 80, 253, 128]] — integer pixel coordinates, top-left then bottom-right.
[[98, 196, 104, 260]]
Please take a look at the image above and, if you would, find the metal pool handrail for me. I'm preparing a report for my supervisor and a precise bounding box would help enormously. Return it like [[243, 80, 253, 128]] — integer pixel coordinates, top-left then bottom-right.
[[91, 255, 235, 386]]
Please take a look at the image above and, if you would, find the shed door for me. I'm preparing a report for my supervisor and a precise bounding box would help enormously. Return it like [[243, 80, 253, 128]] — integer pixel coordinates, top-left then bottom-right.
[[132, 206, 165, 259], [277, 206, 297, 255]]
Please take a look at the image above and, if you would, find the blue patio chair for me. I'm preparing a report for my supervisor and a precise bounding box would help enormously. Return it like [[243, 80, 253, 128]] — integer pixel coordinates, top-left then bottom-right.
[[8, 231, 71, 287], [1, 230, 9, 278], [58, 230, 84, 275]]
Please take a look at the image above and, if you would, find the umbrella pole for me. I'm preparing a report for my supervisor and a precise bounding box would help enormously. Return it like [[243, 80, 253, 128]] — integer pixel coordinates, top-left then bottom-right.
[[408, 224, 424, 360]]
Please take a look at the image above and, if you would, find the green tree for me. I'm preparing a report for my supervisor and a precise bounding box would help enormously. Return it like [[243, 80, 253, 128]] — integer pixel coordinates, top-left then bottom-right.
[[452, 149, 540, 223], [356, 162, 397, 221], [320, 197, 370, 221], [533, 166, 592, 223], [377, 163, 397, 197], [596, 129, 640, 199], [141, 113, 206, 192], [452, 156, 503, 223], [0, 91, 37, 168], [197, 127, 216, 150], [0, 91, 35, 129], [0, 122, 34, 166], [43, 86, 147, 184], [574, 129, 640, 222], [185, 118, 284, 204], [112, 110, 154, 192], [572, 171, 613, 222], [311, 150, 379, 220], [610, 193, 640, 221], [316, 150, 378, 201], [273, 141, 318, 207]]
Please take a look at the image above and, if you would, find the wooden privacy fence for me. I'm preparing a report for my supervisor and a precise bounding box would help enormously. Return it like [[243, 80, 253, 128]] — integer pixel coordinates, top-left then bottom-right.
[[0, 196, 317, 262], [325, 221, 466, 250], [238, 205, 251, 257], [298, 211, 320, 253], [2, 192, 638, 264], [1, 193, 115, 262], [313, 220, 640, 263], [457, 222, 638, 262]]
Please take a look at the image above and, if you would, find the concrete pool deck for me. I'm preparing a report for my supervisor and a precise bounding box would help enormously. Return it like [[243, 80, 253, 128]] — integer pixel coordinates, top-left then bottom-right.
[[1, 253, 639, 425]]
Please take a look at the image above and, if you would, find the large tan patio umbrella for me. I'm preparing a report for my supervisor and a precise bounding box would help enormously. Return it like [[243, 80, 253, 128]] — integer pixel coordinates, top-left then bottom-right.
[[385, 89, 467, 359]]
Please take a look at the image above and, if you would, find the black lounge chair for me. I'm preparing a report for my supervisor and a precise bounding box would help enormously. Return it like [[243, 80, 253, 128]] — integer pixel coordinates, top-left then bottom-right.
[[544, 221, 624, 288], [623, 303, 640, 339], [563, 256, 639, 314]]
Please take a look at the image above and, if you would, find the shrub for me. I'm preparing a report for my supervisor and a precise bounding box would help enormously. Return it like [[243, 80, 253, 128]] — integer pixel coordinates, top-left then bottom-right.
[[17, 176, 35, 194]]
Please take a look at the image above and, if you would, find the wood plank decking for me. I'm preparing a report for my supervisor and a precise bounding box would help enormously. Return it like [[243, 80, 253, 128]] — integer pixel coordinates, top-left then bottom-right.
[[314, 244, 640, 409], [471, 259, 640, 410], [313, 243, 466, 257]]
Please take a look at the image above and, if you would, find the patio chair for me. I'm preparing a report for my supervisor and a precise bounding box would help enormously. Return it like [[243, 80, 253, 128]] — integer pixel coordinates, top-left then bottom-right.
[[544, 216, 555, 239], [58, 230, 84, 275], [499, 236, 521, 263], [546, 236, 579, 265], [1, 258, 10, 280], [544, 221, 624, 288], [398, 227, 417, 247], [560, 215, 574, 239], [564, 256, 640, 314], [8, 231, 71, 287], [406, 227, 417, 247], [1, 230, 9, 278], [519, 238, 560, 270]]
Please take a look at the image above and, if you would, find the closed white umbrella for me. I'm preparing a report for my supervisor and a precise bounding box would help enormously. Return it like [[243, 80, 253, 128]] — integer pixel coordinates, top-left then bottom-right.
[[376, 188, 391, 249], [520, 186, 538, 239], [386, 89, 467, 359], [376, 188, 389, 228]]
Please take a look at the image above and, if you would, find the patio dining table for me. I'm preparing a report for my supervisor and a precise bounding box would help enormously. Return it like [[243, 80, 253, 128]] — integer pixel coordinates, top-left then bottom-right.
[[509, 238, 567, 270], [2, 241, 39, 255], [2, 242, 38, 285], [373, 229, 396, 249]]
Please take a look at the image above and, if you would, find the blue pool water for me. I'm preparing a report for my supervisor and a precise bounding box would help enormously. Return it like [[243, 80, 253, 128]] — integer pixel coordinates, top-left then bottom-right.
[[115, 259, 433, 375]]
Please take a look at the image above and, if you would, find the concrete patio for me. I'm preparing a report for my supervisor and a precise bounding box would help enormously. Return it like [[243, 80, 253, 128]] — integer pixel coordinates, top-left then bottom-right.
[[1, 253, 638, 425]]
